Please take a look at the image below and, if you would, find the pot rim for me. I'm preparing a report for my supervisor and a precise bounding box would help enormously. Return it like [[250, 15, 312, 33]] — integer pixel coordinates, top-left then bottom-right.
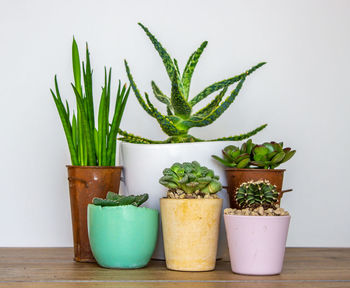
[[120, 140, 233, 148], [88, 203, 158, 213], [224, 214, 291, 219], [66, 165, 123, 169], [224, 168, 286, 172], [160, 197, 223, 201]]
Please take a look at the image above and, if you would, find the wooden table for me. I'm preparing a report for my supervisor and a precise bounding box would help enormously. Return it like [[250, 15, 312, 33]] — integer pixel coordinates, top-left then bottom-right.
[[0, 248, 349, 287]]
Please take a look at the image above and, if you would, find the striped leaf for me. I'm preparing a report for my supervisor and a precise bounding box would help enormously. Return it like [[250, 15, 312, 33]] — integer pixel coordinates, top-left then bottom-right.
[[189, 62, 266, 107], [193, 86, 227, 118], [182, 41, 208, 99], [170, 72, 191, 118], [145, 93, 181, 136], [208, 124, 268, 141], [183, 78, 246, 128], [124, 60, 154, 117], [138, 23, 176, 82]]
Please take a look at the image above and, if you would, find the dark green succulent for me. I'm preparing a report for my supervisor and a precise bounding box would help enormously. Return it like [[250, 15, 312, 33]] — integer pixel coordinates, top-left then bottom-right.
[[159, 161, 222, 194], [251, 142, 296, 169], [211, 139, 254, 168], [119, 23, 267, 144], [93, 192, 148, 207], [235, 180, 278, 209], [213, 140, 296, 169]]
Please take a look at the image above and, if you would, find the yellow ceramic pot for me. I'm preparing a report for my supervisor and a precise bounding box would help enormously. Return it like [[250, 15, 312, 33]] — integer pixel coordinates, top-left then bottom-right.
[[160, 198, 222, 271]]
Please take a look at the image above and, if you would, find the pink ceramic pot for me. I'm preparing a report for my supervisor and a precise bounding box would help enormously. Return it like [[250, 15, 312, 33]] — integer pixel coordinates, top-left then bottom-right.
[[224, 215, 291, 275]]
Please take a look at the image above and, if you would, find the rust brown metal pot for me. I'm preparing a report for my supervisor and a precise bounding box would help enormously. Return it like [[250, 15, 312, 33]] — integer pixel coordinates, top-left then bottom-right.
[[225, 168, 292, 209], [67, 165, 122, 262]]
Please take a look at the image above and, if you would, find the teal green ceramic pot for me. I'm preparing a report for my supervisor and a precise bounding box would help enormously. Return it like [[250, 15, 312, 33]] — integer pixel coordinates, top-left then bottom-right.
[[88, 204, 158, 268]]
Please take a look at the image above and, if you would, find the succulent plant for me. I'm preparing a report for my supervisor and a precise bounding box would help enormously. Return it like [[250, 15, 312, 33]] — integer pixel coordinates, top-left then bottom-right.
[[212, 140, 296, 169], [211, 139, 254, 168], [159, 161, 222, 194], [251, 142, 296, 169], [119, 23, 267, 144], [51, 38, 130, 166], [235, 180, 278, 209], [93, 192, 149, 207]]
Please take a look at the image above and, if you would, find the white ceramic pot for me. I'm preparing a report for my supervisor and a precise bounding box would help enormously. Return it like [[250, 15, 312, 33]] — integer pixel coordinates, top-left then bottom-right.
[[119, 141, 233, 259]]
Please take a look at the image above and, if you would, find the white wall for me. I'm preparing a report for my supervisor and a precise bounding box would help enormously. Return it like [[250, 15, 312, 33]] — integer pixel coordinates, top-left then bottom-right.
[[0, 0, 349, 247]]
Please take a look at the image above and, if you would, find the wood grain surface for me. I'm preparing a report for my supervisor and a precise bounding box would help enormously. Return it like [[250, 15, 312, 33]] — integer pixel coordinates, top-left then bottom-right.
[[0, 248, 349, 287]]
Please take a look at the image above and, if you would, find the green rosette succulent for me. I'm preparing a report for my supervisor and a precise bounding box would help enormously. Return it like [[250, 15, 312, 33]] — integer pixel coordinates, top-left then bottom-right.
[[211, 139, 254, 168], [93, 192, 149, 207], [235, 180, 278, 209], [251, 142, 296, 169], [159, 161, 222, 194], [213, 140, 296, 169]]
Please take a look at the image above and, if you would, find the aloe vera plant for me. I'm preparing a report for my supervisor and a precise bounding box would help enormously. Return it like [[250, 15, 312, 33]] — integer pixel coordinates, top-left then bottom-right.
[[51, 38, 130, 166], [119, 23, 267, 144], [93, 192, 149, 207]]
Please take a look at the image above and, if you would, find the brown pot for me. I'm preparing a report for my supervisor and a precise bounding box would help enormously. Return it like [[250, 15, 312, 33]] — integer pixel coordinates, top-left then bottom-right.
[[67, 165, 122, 262], [225, 168, 291, 209]]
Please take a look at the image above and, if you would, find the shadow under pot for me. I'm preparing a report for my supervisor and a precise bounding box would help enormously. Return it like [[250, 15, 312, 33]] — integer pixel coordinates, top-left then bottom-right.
[[225, 168, 291, 208], [224, 214, 291, 275], [160, 198, 222, 272], [67, 165, 122, 262], [88, 204, 158, 269]]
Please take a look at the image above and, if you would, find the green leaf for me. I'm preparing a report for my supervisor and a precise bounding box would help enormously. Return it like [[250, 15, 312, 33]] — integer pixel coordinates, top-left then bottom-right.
[[72, 38, 82, 95], [50, 85, 78, 165], [182, 41, 208, 99], [72, 84, 96, 166], [107, 83, 130, 165], [282, 150, 296, 163], [138, 23, 176, 83], [170, 72, 191, 118], [106, 191, 123, 201], [192, 86, 227, 118], [211, 155, 237, 167], [151, 81, 170, 106], [124, 60, 154, 117], [144, 92, 181, 136], [189, 62, 266, 107], [237, 158, 250, 168], [208, 124, 267, 142], [271, 151, 285, 164], [182, 78, 246, 128]]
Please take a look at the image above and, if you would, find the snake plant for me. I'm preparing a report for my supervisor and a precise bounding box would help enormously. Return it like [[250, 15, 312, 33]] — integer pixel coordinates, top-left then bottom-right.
[[119, 23, 267, 144], [93, 192, 149, 207], [51, 38, 130, 166]]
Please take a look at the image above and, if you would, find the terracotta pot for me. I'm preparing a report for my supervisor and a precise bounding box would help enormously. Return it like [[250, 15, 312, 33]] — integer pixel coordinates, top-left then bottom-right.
[[160, 198, 222, 271], [224, 214, 291, 275], [225, 168, 290, 208], [67, 165, 122, 262]]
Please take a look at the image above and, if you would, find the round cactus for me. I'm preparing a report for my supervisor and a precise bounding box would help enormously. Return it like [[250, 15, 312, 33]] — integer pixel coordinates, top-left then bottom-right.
[[235, 180, 279, 209]]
